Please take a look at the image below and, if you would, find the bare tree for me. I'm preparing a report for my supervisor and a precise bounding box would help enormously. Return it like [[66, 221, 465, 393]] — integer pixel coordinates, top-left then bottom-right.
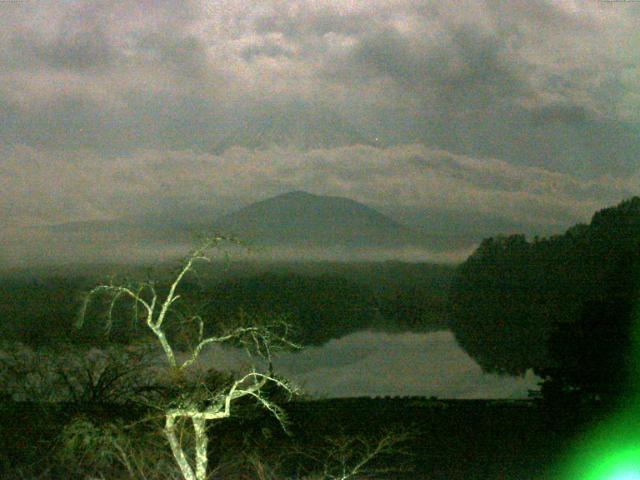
[[78, 237, 300, 480], [297, 429, 414, 480], [0, 343, 155, 403]]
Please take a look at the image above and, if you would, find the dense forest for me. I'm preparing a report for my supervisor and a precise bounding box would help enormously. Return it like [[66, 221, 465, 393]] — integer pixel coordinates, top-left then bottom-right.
[[0, 261, 454, 348], [449, 196, 640, 379]]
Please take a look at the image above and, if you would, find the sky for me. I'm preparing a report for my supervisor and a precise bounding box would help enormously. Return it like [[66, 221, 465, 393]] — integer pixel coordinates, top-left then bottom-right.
[[1, 0, 639, 265]]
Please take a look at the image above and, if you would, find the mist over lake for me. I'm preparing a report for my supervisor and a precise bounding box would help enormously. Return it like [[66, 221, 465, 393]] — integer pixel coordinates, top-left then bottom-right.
[[198, 330, 541, 399]]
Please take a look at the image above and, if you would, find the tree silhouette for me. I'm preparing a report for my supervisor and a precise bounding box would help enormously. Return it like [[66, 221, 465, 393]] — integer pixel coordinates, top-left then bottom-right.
[[78, 238, 300, 480], [201, 273, 382, 345], [536, 296, 636, 407], [449, 197, 640, 376]]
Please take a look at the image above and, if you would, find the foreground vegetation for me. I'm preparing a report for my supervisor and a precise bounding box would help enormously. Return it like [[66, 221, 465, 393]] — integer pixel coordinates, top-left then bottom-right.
[[3, 197, 640, 478], [1, 240, 418, 479], [0, 260, 455, 348], [450, 196, 640, 382], [0, 342, 416, 480], [2, 393, 606, 479]]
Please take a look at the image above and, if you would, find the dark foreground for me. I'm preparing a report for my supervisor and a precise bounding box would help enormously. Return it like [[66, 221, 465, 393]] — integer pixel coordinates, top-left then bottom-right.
[[286, 397, 603, 479], [2, 396, 608, 479]]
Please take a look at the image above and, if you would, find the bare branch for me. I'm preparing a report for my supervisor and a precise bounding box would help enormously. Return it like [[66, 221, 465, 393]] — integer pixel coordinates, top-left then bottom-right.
[[297, 428, 414, 480], [78, 284, 154, 329], [75, 236, 299, 480]]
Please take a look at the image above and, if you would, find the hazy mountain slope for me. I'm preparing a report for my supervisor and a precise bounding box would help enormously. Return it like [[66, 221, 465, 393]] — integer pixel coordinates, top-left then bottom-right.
[[214, 191, 421, 248]]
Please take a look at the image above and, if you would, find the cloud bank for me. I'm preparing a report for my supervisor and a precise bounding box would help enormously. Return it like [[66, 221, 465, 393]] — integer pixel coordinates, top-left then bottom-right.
[[1, 0, 638, 265], [2, 143, 633, 228], [1, 0, 638, 169], [1, 142, 634, 267]]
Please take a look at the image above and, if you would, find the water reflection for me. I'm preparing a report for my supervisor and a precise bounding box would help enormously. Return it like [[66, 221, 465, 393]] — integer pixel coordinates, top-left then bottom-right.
[[200, 330, 541, 399]]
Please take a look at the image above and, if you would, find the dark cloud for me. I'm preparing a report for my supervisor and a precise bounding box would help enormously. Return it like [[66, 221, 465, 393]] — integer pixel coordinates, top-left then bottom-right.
[[426, 27, 525, 104], [530, 103, 589, 125], [0, 0, 638, 250], [351, 30, 502, 107], [254, 9, 370, 37], [35, 30, 115, 71], [349, 24, 527, 105], [133, 32, 213, 82], [4, 29, 114, 71], [350, 29, 421, 85], [241, 42, 295, 61], [337, 19, 638, 177], [484, 0, 600, 34], [0, 81, 229, 155]]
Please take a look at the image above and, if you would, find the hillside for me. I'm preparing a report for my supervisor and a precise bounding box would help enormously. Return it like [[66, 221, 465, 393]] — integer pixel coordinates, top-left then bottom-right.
[[214, 190, 422, 249], [448, 196, 640, 375]]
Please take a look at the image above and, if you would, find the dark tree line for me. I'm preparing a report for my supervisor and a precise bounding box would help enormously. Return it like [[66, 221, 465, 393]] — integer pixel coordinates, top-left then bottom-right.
[[198, 272, 383, 345], [537, 296, 636, 407], [449, 196, 640, 398], [0, 266, 452, 348]]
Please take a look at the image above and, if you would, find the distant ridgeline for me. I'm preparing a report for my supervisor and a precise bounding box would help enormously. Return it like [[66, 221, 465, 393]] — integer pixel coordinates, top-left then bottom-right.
[[449, 197, 640, 376]]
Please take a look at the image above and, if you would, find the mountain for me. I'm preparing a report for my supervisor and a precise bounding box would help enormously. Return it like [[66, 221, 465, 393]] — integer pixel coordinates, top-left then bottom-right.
[[214, 191, 421, 249], [214, 103, 375, 153], [15, 192, 434, 268]]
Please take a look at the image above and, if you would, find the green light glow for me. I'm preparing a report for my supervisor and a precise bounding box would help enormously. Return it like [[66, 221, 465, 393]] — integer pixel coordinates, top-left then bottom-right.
[[588, 446, 640, 480], [557, 296, 640, 480], [559, 427, 640, 480], [609, 470, 640, 480]]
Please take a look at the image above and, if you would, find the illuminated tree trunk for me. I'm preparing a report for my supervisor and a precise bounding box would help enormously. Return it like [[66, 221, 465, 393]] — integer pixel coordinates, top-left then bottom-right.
[[192, 416, 208, 480], [79, 238, 299, 480], [163, 414, 210, 480], [165, 414, 197, 480]]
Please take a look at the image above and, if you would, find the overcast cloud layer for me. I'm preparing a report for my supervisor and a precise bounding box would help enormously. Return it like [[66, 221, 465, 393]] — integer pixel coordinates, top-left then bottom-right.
[[1, 0, 639, 264]]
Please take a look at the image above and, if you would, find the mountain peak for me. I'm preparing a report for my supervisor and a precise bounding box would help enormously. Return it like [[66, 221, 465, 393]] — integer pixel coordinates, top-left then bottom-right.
[[214, 192, 419, 249], [279, 190, 315, 199]]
